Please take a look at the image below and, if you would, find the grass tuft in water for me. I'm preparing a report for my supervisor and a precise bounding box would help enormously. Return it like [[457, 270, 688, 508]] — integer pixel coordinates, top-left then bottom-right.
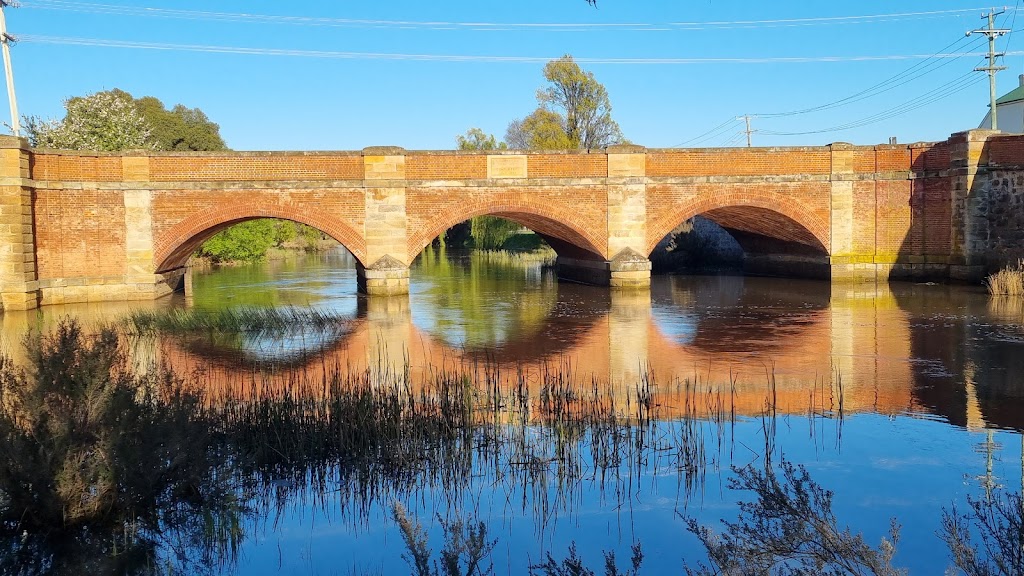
[[471, 249, 556, 266], [0, 320, 242, 575], [986, 260, 1024, 296], [125, 306, 352, 337]]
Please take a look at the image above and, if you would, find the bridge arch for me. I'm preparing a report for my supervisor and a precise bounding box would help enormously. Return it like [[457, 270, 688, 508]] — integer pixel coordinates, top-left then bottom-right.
[[645, 191, 831, 258], [408, 200, 607, 261], [154, 202, 367, 272]]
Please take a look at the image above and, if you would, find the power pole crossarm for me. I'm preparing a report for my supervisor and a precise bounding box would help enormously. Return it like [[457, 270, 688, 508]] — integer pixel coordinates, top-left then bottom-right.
[[0, 0, 19, 137], [968, 8, 1010, 131]]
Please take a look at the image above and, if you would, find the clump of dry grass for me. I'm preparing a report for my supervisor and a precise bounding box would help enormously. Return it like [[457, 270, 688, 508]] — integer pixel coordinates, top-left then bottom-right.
[[986, 260, 1024, 296]]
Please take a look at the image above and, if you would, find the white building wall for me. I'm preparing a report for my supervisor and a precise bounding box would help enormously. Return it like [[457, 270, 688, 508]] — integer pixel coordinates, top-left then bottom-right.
[[979, 101, 1024, 133]]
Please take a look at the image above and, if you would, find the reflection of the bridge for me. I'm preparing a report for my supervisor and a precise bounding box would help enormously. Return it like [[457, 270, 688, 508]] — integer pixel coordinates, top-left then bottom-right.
[[131, 278, 925, 421], [3, 278, 1018, 428]]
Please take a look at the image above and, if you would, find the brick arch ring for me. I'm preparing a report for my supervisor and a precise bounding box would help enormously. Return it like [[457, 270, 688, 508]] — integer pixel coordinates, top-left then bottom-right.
[[407, 201, 607, 261], [644, 193, 832, 257], [154, 202, 367, 272]]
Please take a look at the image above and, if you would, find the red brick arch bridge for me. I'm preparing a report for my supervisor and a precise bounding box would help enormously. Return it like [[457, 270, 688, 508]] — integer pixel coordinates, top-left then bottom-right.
[[1, 129, 1022, 311]]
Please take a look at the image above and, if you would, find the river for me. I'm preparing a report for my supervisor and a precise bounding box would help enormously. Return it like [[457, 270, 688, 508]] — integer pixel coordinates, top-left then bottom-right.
[[1, 246, 1022, 574]]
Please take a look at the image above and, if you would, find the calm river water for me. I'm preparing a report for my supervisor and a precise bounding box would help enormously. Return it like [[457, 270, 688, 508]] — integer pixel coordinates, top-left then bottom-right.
[[2, 247, 1023, 574]]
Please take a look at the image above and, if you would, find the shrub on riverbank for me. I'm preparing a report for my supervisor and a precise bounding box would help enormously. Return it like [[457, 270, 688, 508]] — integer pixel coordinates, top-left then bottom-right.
[[986, 260, 1024, 296], [0, 321, 238, 574], [500, 231, 549, 252], [197, 219, 332, 265]]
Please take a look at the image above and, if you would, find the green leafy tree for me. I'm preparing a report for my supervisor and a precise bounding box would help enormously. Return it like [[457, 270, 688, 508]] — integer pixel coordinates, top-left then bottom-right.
[[539, 55, 623, 149], [198, 220, 279, 264], [506, 108, 575, 150], [506, 55, 624, 150], [25, 88, 226, 152], [457, 128, 507, 151], [135, 95, 228, 151]]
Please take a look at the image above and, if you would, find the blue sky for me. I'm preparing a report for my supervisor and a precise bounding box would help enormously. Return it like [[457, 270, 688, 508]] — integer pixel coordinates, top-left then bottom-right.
[[7, 1, 1024, 150]]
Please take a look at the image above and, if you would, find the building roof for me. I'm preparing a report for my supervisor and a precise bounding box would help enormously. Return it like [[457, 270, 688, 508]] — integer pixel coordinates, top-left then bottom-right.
[[998, 76, 1024, 105]]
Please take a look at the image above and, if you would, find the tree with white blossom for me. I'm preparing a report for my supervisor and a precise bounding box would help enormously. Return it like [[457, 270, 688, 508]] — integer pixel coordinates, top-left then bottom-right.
[[25, 90, 153, 151]]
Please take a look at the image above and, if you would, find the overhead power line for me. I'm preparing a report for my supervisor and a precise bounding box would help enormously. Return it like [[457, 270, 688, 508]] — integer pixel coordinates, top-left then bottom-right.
[[18, 1, 1016, 32], [720, 132, 747, 147], [759, 69, 985, 136], [17, 35, 1018, 65], [755, 34, 985, 117], [1008, 0, 1022, 52], [673, 117, 742, 147], [676, 29, 993, 144]]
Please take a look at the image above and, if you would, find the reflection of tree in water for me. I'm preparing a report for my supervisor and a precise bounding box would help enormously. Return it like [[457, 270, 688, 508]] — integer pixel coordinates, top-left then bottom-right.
[[189, 248, 359, 311], [652, 276, 830, 354], [412, 248, 610, 362]]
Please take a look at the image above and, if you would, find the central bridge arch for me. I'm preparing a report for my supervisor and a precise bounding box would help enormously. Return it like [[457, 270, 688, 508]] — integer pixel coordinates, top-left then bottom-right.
[[407, 200, 607, 262]]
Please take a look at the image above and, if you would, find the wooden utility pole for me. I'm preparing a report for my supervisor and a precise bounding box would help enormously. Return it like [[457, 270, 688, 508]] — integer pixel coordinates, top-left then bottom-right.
[[0, 1, 19, 137], [740, 114, 755, 147], [968, 8, 1010, 131]]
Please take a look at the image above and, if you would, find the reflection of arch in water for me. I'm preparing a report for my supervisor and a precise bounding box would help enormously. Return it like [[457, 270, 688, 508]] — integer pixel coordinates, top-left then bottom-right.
[[409, 260, 611, 364], [154, 203, 366, 272], [649, 276, 830, 355], [166, 316, 365, 370], [643, 277, 918, 417], [454, 288, 610, 364]]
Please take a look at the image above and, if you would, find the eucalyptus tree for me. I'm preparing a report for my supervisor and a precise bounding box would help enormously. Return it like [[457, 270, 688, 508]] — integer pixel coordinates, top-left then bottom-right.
[[506, 55, 624, 150]]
